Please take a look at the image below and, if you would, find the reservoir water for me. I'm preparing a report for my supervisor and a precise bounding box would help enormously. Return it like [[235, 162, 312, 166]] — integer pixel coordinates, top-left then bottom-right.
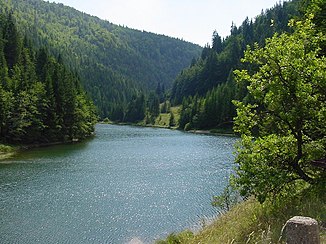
[[0, 124, 237, 243]]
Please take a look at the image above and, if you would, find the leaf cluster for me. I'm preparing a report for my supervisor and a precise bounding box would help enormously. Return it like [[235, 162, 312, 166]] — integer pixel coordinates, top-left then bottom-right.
[[233, 16, 326, 202]]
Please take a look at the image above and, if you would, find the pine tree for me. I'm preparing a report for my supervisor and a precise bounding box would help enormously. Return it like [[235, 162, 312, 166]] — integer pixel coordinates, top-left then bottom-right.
[[212, 31, 223, 54], [0, 12, 97, 144], [3, 12, 20, 72], [169, 111, 175, 127]]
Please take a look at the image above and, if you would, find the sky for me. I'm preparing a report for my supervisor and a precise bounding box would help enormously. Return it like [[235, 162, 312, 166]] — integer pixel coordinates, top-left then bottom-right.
[[51, 0, 286, 46]]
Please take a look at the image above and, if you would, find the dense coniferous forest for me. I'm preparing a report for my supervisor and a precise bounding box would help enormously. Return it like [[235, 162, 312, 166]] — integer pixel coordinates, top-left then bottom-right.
[[0, 11, 97, 144], [0, 0, 202, 120], [172, 0, 304, 130], [1, 0, 323, 135]]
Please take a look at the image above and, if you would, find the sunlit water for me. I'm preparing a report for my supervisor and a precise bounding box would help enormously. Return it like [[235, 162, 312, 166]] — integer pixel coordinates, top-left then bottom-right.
[[0, 124, 237, 243]]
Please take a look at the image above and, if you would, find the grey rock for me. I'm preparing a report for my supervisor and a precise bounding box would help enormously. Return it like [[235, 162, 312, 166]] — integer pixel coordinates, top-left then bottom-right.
[[285, 216, 320, 244]]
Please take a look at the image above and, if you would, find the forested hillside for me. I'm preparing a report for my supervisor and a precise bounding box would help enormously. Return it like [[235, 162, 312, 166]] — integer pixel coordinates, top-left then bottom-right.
[[158, 1, 325, 241], [172, 0, 303, 130], [0, 0, 202, 119], [0, 11, 97, 144]]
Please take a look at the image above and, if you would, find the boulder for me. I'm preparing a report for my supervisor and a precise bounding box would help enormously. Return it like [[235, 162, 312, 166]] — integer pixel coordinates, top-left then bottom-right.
[[285, 216, 320, 244]]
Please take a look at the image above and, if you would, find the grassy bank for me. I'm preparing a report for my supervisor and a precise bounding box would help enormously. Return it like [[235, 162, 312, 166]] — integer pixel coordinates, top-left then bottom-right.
[[101, 106, 237, 137], [188, 128, 236, 137], [157, 186, 326, 243], [0, 144, 17, 160], [153, 106, 181, 128], [101, 106, 181, 129]]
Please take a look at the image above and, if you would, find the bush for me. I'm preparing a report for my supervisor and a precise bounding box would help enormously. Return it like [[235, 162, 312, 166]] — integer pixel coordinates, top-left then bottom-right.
[[102, 118, 110, 123], [0, 144, 15, 154], [156, 231, 194, 244], [184, 122, 193, 131], [212, 183, 243, 213]]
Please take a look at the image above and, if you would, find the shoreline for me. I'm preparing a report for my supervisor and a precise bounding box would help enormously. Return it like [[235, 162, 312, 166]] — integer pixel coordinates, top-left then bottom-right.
[[100, 121, 236, 137], [0, 124, 235, 161], [187, 129, 236, 137], [0, 144, 18, 161], [0, 152, 16, 161], [0, 134, 95, 161]]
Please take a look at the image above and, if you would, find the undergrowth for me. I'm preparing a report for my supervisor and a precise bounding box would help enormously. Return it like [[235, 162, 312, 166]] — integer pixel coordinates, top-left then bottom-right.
[[156, 184, 326, 243], [0, 144, 16, 154]]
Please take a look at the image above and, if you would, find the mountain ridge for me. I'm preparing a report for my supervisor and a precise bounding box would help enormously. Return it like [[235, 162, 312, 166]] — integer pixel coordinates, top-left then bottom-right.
[[2, 0, 202, 118]]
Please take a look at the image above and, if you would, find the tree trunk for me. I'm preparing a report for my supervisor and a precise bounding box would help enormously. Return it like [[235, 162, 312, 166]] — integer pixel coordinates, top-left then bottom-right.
[[292, 129, 314, 183]]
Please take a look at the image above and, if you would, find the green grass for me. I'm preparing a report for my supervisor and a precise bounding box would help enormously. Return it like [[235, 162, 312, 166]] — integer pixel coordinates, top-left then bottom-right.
[[142, 106, 181, 128], [157, 186, 326, 243], [0, 144, 17, 160], [154, 113, 170, 127]]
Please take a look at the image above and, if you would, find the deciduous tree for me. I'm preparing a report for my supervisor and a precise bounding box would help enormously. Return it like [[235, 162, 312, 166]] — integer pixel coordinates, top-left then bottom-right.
[[233, 16, 326, 203]]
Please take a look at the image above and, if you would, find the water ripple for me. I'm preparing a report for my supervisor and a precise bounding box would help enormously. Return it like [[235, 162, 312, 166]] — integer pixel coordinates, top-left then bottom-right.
[[0, 124, 237, 243]]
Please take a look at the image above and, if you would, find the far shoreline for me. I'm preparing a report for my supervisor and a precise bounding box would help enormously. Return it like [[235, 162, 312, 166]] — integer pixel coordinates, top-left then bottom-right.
[[99, 121, 237, 137], [0, 134, 95, 161], [0, 152, 16, 161]]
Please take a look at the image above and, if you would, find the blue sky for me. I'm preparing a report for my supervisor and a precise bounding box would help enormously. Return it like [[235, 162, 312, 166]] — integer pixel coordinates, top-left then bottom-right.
[[51, 0, 286, 46]]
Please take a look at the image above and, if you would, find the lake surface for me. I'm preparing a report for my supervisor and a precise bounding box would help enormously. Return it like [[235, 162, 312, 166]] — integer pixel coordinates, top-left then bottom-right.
[[0, 124, 237, 243]]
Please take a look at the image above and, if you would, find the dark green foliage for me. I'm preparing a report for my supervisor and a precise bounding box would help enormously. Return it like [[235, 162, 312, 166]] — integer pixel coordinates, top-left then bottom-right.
[[173, 0, 301, 130], [155, 82, 165, 103], [124, 94, 145, 123], [169, 112, 175, 127], [0, 12, 97, 144], [1, 0, 202, 119], [178, 71, 237, 130], [3, 12, 21, 71], [212, 31, 223, 54], [160, 100, 170, 114], [178, 96, 198, 130], [147, 92, 160, 117]]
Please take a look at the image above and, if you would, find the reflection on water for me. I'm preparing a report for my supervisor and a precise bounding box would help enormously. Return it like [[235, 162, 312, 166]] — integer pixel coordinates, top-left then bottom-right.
[[0, 124, 237, 243]]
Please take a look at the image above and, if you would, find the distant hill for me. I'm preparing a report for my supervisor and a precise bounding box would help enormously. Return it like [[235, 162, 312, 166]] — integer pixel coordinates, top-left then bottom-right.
[[171, 0, 301, 105], [1, 0, 202, 118], [171, 0, 303, 130]]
